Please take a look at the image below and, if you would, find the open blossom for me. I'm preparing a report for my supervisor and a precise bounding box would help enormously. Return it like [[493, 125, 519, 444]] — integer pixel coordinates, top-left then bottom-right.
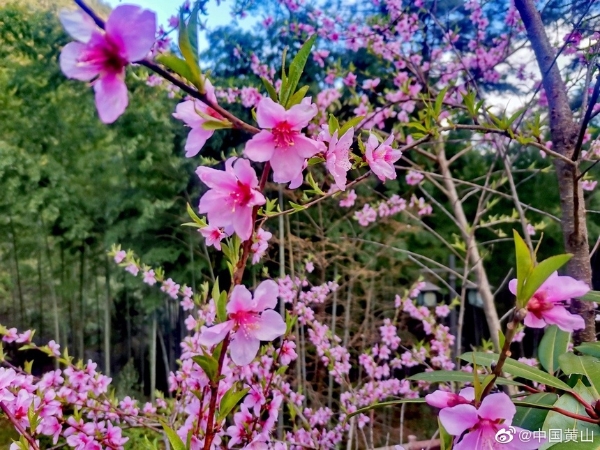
[[325, 127, 354, 190], [582, 180, 597, 191], [439, 392, 539, 449], [339, 189, 357, 207], [200, 224, 230, 251], [405, 170, 424, 186], [59, 5, 156, 123], [509, 272, 589, 332], [244, 97, 319, 184], [113, 250, 126, 264], [196, 158, 266, 241], [199, 280, 286, 365], [365, 133, 402, 181], [426, 387, 473, 409], [251, 228, 272, 264], [172, 80, 227, 157]]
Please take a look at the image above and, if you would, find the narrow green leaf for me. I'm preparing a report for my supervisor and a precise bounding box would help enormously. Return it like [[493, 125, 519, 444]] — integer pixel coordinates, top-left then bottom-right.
[[160, 421, 186, 450], [261, 77, 278, 101], [512, 393, 558, 431], [217, 291, 227, 323], [438, 418, 453, 450], [187, 203, 206, 227], [218, 388, 250, 421], [192, 354, 219, 382], [513, 229, 532, 307], [522, 254, 572, 304], [580, 290, 600, 303], [328, 114, 340, 135], [201, 120, 232, 131], [178, 8, 201, 87], [281, 34, 317, 108], [339, 116, 364, 135], [434, 86, 449, 118], [538, 325, 571, 375], [346, 399, 425, 418], [407, 370, 523, 386], [287, 85, 310, 107], [558, 353, 600, 398], [576, 342, 600, 358], [156, 54, 195, 83], [460, 352, 573, 392]]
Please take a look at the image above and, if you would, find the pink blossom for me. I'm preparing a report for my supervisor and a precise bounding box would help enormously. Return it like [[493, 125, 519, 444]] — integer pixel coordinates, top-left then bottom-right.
[[365, 133, 402, 181], [125, 263, 139, 276], [48, 340, 61, 357], [244, 97, 319, 184], [526, 223, 536, 236], [439, 392, 539, 449], [305, 261, 315, 273], [325, 127, 354, 190], [426, 387, 473, 409], [251, 228, 273, 264], [339, 189, 357, 208], [59, 6, 156, 123], [200, 224, 229, 250], [143, 269, 156, 286], [173, 80, 227, 157], [582, 180, 597, 191], [199, 280, 286, 365], [343, 72, 357, 87], [405, 170, 424, 186], [362, 78, 380, 90], [196, 158, 266, 241], [113, 250, 126, 264], [509, 272, 589, 332]]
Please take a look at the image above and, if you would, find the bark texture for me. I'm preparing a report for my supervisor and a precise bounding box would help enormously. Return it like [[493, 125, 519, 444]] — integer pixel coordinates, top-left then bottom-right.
[[515, 0, 595, 342]]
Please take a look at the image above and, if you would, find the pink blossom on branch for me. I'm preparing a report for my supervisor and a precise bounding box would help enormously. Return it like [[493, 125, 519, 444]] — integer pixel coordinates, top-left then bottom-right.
[[59, 5, 157, 123], [325, 127, 354, 190], [196, 158, 266, 241], [509, 272, 589, 332], [439, 392, 540, 449], [244, 97, 319, 184], [172, 80, 227, 157], [198, 280, 286, 365], [426, 387, 473, 409], [365, 133, 402, 181]]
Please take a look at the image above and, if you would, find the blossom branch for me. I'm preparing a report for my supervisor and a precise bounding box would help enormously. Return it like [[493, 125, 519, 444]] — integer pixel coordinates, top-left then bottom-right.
[[203, 335, 230, 450], [0, 401, 40, 450]]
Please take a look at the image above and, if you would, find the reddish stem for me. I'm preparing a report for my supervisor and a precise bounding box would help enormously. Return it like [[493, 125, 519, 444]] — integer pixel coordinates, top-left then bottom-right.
[[203, 335, 230, 450]]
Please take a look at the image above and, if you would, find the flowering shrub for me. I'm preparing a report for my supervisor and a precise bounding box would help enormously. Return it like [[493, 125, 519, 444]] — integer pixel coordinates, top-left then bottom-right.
[[4, 0, 600, 449]]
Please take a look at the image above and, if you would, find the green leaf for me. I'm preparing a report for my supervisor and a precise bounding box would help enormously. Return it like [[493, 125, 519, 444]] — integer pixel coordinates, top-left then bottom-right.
[[287, 85, 310, 108], [178, 6, 201, 87], [201, 119, 232, 131], [160, 421, 186, 450], [522, 254, 572, 304], [548, 433, 600, 449], [576, 342, 600, 358], [186, 203, 206, 227], [460, 352, 573, 392], [192, 354, 219, 382], [346, 398, 425, 418], [339, 116, 364, 135], [538, 325, 571, 375], [261, 77, 278, 101], [217, 291, 227, 323], [542, 381, 597, 449], [558, 353, 600, 398], [328, 114, 340, 135], [580, 290, 600, 303], [218, 387, 249, 421], [408, 370, 523, 386], [513, 229, 532, 307], [280, 34, 317, 108], [512, 393, 558, 431], [156, 54, 196, 83], [434, 86, 449, 118], [439, 418, 453, 450]]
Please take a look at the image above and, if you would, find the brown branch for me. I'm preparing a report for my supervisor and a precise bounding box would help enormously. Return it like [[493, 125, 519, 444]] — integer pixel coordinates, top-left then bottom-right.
[[203, 336, 230, 450], [573, 70, 600, 162]]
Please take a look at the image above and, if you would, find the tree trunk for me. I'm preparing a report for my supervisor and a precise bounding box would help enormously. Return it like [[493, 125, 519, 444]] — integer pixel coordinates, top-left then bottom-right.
[[9, 216, 25, 328], [150, 311, 157, 402], [42, 226, 60, 369], [515, 0, 595, 343], [78, 246, 86, 361]]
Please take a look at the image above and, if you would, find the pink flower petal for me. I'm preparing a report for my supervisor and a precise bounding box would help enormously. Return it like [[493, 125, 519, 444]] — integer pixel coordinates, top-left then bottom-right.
[[93, 73, 128, 123], [425, 391, 458, 409], [105, 5, 156, 62], [256, 98, 286, 129], [232, 208, 254, 241], [184, 127, 214, 157], [60, 42, 100, 81], [478, 392, 515, 422], [230, 330, 260, 366], [439, 404, 478, 436], [270, 149, 305, 184], [251, 310, 286, 341], [292, 135, 320, 158], [285, 101, 317, 129], [252, 280, 279, 312], [196, 166, 237, 191], [227, 285, 254, 315], [508, 279, 517, 296], [198, 320, 234, 347], [173, 100, 204, 128], [453, 428, 484, 450], [459, 387, 474, 401], [233, 159, 259, 189], [524, 311, 546, 328], [541, 272, 589, 303], [59, 9, 96, 43], [542, 305, 585, 332], [244, 131, 276, 162]]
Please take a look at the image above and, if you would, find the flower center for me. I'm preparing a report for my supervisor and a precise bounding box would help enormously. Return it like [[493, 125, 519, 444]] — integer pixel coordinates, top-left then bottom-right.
[[526, 292, 554, 319], [272, 122, 297, 148], [230, 180, 254, 210], [230, 311, 260, 338]]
